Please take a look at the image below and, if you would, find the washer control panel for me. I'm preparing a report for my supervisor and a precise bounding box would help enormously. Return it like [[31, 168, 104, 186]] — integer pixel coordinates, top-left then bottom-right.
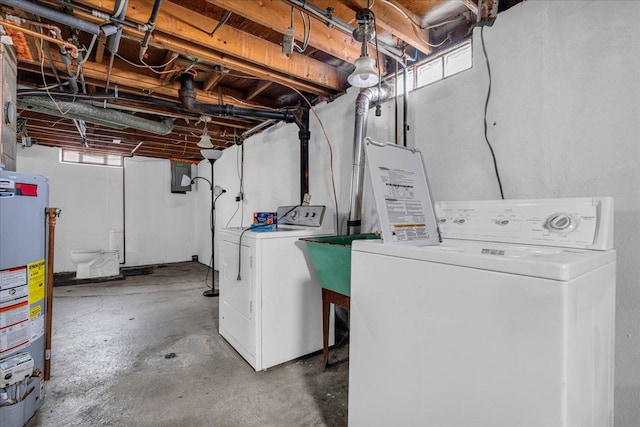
[[277, 205, 325, 227], [435, 197, 613, 250]]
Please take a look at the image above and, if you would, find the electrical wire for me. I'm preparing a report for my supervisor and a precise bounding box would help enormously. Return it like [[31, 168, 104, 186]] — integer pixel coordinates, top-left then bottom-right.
[[107, 46, 182, 74], [209, 10, 232, 38], [287, 88, 339, 234], [39, 39, 75, 116], [224, 144, 243, 228], [294, 10, 311, 53], [480, 26, 504, 199]]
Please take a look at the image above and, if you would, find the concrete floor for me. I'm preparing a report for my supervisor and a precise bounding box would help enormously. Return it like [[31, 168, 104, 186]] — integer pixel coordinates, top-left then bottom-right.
[[25, 262, 349, 427]]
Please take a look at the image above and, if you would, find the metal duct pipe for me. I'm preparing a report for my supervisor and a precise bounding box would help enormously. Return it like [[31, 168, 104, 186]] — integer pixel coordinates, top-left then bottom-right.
[[347, 85, 391, 235], [0, 0, 101, 35], [18, 96, 174, 135]]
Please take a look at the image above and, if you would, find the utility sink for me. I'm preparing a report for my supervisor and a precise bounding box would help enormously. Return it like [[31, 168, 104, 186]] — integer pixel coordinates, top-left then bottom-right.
[[302, 234, 380, 296]]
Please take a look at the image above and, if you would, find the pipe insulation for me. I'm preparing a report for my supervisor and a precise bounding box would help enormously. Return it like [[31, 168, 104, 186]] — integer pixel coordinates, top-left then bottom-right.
[[0, 0, 101, 35], [347, 85, 391, 235], [17, 96, 174, 135], [139, 0, 163, 60], [107, 0, 128, 55]]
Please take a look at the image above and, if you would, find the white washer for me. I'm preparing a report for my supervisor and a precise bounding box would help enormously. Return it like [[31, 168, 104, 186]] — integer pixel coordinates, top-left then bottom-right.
[[349, 197, 616, 427], [218, 225, 335, 371]]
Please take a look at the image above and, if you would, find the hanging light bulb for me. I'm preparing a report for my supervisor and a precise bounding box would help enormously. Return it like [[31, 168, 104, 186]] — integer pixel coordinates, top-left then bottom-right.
[[347, 8, 379, 89], [197, 115, 214, 148], [348, 56, 379, 88]]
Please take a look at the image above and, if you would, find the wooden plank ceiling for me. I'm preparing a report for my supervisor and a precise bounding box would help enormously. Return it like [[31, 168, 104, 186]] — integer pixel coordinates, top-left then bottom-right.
[[0, 0, 517, 161]]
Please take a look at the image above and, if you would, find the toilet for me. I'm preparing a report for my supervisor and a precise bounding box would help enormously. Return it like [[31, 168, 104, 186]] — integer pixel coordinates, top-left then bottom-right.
[[70, 249, 120, 279]]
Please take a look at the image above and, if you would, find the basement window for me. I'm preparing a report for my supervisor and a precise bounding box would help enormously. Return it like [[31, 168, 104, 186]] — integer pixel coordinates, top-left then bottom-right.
[[415, 40, 473, 88], [61, 149, 123, 167]]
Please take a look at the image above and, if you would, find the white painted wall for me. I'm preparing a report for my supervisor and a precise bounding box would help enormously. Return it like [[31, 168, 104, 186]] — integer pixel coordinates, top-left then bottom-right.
[[17, 145, 123, 273], [16, 146, 198, 272], [210, 1, 640, 424], [123, 157, 197, 266]]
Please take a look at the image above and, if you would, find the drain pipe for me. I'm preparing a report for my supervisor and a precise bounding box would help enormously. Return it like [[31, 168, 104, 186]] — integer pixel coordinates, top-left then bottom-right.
[[295, 105, 311, 203], [347, 85, 391, 235], [179, 73, 308, 204]]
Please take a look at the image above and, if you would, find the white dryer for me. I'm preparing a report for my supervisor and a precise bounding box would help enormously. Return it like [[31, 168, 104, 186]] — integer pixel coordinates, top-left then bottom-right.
[[348, 197, 616, 427], [218, 207, 334, 371]]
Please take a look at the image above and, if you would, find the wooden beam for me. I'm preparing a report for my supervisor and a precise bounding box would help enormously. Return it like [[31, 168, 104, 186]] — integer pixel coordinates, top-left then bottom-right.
[[75, 0, 348, 92], [245, 81, 272, 102], [17, 55, 259, 108], [159, 51, 180, 83], [206, 0, 361, 64], [94, 33, 107, 64], [67, 6, 336, 97], [203, 70, 224, 92], [319, 0, 433, 55]]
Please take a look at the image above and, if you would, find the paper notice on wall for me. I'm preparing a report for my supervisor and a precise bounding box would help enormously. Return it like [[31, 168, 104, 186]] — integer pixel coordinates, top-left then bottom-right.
[[364, 139, 440, 246]]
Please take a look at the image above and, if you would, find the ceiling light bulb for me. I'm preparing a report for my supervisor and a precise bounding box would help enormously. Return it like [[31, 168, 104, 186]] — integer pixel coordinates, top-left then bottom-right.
[[197, 123, 214, 148], [197, 133, 214, 148], [348, 56, 379, 88]]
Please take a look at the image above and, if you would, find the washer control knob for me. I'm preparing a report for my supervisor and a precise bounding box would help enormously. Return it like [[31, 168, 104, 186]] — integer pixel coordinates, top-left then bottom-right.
[[495, 219, 510, 226], [544, 213, 576, 232], [454, 218, 466, 225]]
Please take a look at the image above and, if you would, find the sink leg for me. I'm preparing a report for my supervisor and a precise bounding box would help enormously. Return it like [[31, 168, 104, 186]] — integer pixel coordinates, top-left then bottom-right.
[[322, 289, 330, 370]]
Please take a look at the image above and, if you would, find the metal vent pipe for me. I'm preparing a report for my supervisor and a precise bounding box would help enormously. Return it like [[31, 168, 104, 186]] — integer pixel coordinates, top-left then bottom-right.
[[17, 96, 174, 135], [347, 85, 391, 235]]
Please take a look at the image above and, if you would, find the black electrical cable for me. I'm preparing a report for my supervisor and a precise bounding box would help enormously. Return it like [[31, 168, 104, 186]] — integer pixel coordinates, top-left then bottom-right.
[[236, 205, 301, 280], [480, 26, 504, 200], [204, 191, 226, 287]]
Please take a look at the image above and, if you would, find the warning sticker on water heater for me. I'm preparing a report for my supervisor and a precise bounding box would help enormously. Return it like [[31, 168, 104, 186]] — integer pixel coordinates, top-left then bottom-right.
[[28, 260, 46, 304], [0, 266, 31, 355]]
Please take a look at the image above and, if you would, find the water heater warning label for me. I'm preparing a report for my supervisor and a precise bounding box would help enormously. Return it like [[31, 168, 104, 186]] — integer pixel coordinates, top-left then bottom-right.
[[0, 266, 30, 355], [28, 260, 45, 304]]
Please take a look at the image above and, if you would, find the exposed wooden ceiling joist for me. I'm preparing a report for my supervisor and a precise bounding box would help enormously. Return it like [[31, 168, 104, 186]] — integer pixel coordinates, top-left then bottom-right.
[[206, 0, 362, 64], [75, 0, 348, 92], [1, 0, 519, 161]]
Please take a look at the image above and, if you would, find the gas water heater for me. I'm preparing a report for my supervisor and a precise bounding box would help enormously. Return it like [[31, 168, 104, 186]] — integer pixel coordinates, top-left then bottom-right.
[[0, 170, 49, 427]]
